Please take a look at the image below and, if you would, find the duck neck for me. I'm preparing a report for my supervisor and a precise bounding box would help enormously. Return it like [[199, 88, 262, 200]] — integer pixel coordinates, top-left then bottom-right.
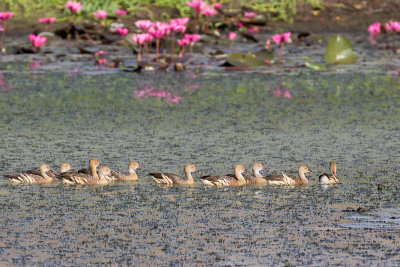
[[40, 169, 52, 182], [298, 170, 309, 184], [90, 165, 99, 179], [235, 171, 246, 186], [128, 170, 138, 180], [331, 164, 337, 175], [253, 169, 263, 179], [253, 169, 266, 183], [184, 170, 194, 185]]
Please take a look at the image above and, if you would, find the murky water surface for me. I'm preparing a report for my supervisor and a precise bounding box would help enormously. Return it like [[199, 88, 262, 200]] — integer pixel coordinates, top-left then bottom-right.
[[0, 67, 399, 265]]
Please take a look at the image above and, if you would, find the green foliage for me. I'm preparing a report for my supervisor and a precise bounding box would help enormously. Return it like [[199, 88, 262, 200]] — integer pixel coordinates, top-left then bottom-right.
[[2, 0, 326, 22], [245, 0, 297, 22]]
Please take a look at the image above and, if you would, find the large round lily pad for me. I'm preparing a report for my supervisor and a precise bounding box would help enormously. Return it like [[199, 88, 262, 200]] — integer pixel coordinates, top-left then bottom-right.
[[324, 35, 357, 65]]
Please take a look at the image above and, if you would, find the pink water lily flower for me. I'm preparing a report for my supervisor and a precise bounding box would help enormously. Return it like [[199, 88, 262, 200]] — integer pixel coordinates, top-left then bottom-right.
[[115, 27, 129, 36], [96, 59, 107, 65], [283, 90, 291, 98], [271, 32, 291, 45], [132, 33, 148, 45], [170, 17, 190, 26], [154, 22, 170, 35], [28, 34, 47, 48], [39, 17, 56, 24], [115, 9, 127, 16], [202, 7, 217, 16], [368, 22, 381, 35], [385, 21, 400, 32], [135, 20, 153, 31], [213, 2, 223, 9], [244, 12, 256, 18], [186, 0, 207, 16], [94, 50, 106, 57], [0, 12, 14, 21], [170, 24, 186, 33], [237, 22, 243, 28], [65, 1, 82, 12], [0, 26, 4, 32], [178, 38, 190, 46], [149, 28, 166, 39], [93, 10, 107, 20], [229, 32, 236, 40], [184, 34, 201, 42], [273, 88, 282, 97]]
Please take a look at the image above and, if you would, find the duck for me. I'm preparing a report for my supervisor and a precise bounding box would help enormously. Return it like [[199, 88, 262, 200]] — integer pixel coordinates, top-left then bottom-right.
[[78, 159, 100, 179], [266, 165, 311, 186], [229, 163, 267, 184], [200, 164, 247, 186], [61, 166, 112, 185], [55, 163, 76, 179], [4, 164, 56, 183], [149, 164, 198, 185], [110, 161, 140, 181], [319, 161, 340, 184]]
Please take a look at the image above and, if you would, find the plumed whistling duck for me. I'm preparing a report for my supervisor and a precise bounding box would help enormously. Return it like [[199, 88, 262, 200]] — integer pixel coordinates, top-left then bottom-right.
[[4, 164, 56, 183], [110, 161, 140, 181], [78, 158, 100, 179], [200, 164, 247, 187], [266, 165, 311, 186], [149, 164, 198, 185], [62, 166, 112, 185], [319, 161, 340, 184]]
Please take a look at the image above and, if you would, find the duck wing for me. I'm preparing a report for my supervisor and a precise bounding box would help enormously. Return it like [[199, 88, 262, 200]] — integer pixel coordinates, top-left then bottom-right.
[[149, 172, 184, 185], [4, 173, 45, 183], [200, 175, 238, 186], [61, 173, 96, 185]]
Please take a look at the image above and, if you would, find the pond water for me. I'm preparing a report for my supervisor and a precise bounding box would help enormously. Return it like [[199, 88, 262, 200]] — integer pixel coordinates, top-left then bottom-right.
[[0, 67, 399, 265]]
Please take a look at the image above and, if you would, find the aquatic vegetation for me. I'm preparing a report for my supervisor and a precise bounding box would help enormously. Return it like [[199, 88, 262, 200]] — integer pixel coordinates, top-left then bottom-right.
[[228, 32, 236, 40], [132, 33, 150, 62], [177, 38, 189, 58], [271, 32, 291, 63], [368, 20, 400, 50], [0, 11, 13, 52], [94, 50, 107, 65]]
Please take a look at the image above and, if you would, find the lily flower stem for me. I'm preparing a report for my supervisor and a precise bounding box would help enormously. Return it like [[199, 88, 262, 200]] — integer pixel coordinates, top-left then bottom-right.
[[137, 45, 142, 63], [0, 21, 7, 52], [156, 38, 160, 62], [170, 34, 175, 61], [145, 43, 149, 60], [179, 46, 185, 58], [278, 43, 284, 63], [189, 42, 193, 58], [163, 35, 168, 56]]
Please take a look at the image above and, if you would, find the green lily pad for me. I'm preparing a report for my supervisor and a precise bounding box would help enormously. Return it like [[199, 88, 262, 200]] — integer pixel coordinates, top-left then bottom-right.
[[305, 61, 327, 71], [227, 51, 272, 67], [324, 35, 357, 64]]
